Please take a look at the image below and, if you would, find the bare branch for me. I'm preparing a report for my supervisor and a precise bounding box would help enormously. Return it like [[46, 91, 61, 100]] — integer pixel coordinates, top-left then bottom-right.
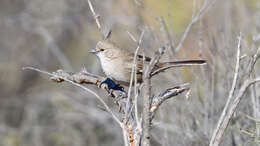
[[209, 33, 242, 146], [247, 46, 260, 76], [23, 67, 123, 126], [126, 30, 142, 126], [87, 0, 102, 32], [134, 0, 174, 56], [142, 46, 166, 146], [134, 0, 217, 58], [126, 30, 145, 123], [210, 31, 260, 145], [150, 83, 190, 120], [23, 65, 189, 146], [210, 77, 260, 146], [175, 0, 217, 52], [127, 31, 138, 42], [142, 75, 152, 146]]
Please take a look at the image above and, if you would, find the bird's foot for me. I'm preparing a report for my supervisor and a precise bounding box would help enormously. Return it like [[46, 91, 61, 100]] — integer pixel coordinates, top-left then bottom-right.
[[100, 78, 124, 92]]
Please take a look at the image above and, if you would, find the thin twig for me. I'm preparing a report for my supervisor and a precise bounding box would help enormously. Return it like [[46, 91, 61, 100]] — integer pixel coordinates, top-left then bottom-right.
[[211, 77, 260, 146], [175, 0, 214, 52], [126, 30, 145, 123], [209, 33, 242, 146], [249, 73, 260, 138], [126, 30, 142, 126], [134, 0, 174, 56], [150, 83, 190, 120], [127, 31, 138, 42], [87, 0, 102, 32], [247, 46, 260, 76]]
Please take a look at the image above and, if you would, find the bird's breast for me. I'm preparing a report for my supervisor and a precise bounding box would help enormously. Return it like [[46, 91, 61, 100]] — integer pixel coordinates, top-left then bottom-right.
[[100, 57, 131, 83]]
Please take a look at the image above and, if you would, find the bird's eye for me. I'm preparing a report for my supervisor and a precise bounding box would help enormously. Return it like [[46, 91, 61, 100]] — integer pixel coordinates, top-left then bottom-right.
[[100, 49, 105, 51]]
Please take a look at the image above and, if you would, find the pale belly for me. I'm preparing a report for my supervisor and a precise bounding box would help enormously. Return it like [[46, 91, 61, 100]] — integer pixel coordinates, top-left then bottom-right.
[[100, 58, 130, 83]]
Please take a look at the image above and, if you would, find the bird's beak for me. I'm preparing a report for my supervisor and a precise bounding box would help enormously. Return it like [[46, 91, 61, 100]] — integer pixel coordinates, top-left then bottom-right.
[[89, 48, 98, 54]]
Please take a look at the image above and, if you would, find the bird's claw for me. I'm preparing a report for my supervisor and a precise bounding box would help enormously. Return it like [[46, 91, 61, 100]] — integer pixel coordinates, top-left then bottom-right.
[[100, 78, 124, 92]]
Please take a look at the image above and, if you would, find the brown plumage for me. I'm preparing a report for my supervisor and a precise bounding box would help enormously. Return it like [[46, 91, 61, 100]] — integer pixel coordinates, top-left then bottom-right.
[[90, 39, 206, 85]]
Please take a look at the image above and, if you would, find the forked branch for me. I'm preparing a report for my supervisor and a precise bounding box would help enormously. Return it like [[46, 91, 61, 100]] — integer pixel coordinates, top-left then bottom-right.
[[23, 66, 190, 146]]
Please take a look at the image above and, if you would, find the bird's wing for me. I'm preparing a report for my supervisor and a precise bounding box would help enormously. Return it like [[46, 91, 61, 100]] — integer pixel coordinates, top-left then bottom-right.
[[136, 55, 163, 73], [137, 55, 152, 62], [122, 54, 147, 74], [136, 55, 154, 74], [130, 54, 163, 74]]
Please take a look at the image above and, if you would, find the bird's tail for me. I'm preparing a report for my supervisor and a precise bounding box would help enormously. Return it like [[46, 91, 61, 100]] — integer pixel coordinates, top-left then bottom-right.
[[152, 60, 206, 76], [164, 60, 206, 66]]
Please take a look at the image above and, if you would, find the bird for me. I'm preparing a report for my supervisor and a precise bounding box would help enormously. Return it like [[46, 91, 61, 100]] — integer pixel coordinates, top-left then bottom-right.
[[90, 39, 206, 85]]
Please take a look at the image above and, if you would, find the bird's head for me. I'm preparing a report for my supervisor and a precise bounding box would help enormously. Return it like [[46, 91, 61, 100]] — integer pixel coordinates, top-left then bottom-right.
[[89, 40, 121, 60], [89, 30, 122, 60]]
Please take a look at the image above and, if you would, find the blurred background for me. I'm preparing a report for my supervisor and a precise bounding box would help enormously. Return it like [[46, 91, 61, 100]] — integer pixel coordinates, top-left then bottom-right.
[[0, 0, 260, 145]]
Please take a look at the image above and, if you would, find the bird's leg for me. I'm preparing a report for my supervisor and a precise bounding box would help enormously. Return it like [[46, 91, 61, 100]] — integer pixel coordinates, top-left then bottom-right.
[[100, 78, 127, 113]]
